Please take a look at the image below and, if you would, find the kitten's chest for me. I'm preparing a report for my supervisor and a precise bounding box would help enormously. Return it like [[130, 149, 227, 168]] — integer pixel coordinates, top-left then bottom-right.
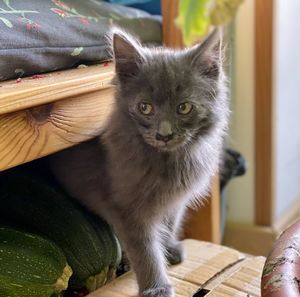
[[110, 144, 215, 207], [152, 153, 206, 200]]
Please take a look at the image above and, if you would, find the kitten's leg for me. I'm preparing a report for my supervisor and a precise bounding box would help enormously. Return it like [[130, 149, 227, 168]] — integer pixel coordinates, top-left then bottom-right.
[[112, 218, 174, 297], [163, 206, 186, 265]]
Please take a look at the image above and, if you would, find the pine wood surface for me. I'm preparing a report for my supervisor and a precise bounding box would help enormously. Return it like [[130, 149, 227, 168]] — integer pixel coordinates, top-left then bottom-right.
[[255, 0, 274, 226], [88, 239, 264, 297], [0, 64, 115, 171], [184, 175, 221, 243], [0, 63, 114, 115]]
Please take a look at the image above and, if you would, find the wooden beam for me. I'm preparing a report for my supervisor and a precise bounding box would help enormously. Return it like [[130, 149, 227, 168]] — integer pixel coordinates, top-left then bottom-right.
[[0, 88, 114, 171], [161, 0, 183, 48], [0, 63, 115, 171], [0, 63, 114, 115], [255, 0, 274, 226], [184, 175, 221, 243]]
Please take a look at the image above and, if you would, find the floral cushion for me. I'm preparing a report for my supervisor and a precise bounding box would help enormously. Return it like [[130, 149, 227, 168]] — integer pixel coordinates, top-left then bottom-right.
[[0, 0, 162, 81]]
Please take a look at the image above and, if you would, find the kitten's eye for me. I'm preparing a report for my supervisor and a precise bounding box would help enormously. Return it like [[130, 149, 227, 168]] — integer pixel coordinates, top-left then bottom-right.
[[177, 102, 193, 115], [138, 102, 153, 115]]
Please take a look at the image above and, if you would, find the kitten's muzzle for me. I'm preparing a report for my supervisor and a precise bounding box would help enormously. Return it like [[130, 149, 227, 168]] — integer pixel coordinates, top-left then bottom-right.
[[156, 120, 174, 143], [155, 132, 174, 143]]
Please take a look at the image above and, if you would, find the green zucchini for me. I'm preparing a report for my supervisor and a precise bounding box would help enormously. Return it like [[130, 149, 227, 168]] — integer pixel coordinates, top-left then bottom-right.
[[0, 173, 121, 291], [0, 227, 72, 297], [83, 213, 122, 291]]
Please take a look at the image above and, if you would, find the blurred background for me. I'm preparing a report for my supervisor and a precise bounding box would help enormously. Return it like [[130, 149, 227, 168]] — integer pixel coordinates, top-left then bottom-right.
[[223, 0, 300, 255]]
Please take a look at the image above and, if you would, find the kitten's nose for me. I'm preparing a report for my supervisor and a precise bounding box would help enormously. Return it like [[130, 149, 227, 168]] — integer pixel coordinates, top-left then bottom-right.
[[156, 121, 173, 142], [156, 132, 174, 142]]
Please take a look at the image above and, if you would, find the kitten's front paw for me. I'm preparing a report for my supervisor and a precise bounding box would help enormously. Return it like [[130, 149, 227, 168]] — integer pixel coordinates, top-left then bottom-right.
[[166, 241, 185, 265], [141, 284, 174, 297]]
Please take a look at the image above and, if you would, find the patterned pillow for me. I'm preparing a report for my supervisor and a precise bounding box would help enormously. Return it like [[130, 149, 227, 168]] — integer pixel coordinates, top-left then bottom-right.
[[0, 0, 161, 81]]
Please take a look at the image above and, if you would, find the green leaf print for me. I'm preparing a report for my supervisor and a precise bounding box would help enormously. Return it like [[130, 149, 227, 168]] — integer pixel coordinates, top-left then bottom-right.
[[0, 16, 12, 28], [3, 0, 10, 7], [15, 68, 25, 77], [71, 47, 83, 56], [0, 0, 39, 29]]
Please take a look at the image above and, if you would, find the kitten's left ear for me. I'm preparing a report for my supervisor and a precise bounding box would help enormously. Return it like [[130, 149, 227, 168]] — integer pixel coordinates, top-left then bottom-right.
[[187, 28, 223, 78]]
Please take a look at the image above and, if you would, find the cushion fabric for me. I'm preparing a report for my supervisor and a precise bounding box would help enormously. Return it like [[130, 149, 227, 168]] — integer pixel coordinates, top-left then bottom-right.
[[0, 0, 161, 81]]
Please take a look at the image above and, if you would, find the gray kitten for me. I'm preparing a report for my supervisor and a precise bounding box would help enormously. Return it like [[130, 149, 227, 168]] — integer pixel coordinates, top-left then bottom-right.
[[50, 28, 229, 297]]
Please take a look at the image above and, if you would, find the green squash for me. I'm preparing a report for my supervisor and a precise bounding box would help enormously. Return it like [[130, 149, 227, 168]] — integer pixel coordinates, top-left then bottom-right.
[[0, 173, 121, 291], [0, 227, 72, 297]]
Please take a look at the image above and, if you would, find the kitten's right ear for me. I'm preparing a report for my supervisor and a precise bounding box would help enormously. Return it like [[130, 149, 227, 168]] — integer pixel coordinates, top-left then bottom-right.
[[187, 28, 223, 79], [112, 30, 143, 79]]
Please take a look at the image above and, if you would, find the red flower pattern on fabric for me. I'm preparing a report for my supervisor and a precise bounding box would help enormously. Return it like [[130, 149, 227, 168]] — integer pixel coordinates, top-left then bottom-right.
[[53, 0, 71, 11], [0, 0, 40, 30], [26, 21, 41, 31], [51, 8, 68, 17], [79, 18, 89, 25], [50, 0, 99, 25]]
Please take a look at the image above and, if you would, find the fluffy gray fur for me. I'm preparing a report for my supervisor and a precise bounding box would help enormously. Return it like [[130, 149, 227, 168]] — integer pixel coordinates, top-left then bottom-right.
[[49, 28, 229, 297]]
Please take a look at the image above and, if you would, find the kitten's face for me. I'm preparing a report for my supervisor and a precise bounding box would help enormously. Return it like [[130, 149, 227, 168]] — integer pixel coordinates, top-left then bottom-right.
[[112, 29, 222, 152], [125, 62, 217, 152]]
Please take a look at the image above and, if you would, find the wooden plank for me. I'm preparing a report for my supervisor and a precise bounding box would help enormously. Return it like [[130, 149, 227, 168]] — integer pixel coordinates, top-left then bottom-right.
[[161, 0, 183, 48], [0, 88, 114, 171], [210, 257, 265, 297], [184, 175, 221, 243], [88, 239, 246, 297], [0, 63, 114, 115], [255, 0, 274, 226]]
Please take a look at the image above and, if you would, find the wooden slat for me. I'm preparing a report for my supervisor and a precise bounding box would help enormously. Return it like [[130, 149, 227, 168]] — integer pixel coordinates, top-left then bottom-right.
[[255, 0, 274, 226], [161, 0, 183, 48], [0, 88, 114, 171], [0, 63, 114, 115], [88, 240, 265, 297], [184, 175, 221, 243]]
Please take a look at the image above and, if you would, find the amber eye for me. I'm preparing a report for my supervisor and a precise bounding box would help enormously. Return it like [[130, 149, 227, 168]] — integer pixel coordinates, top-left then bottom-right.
[[138, 102, 153, 115], [177, 102, 193, 115]]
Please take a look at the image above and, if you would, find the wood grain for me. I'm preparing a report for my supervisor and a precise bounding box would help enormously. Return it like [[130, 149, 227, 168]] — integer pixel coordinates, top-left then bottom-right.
[[0, 63, 114, 115], [0, 88, 114, 171], [88, 240, 264, 297], [255, 0, 274, 226]]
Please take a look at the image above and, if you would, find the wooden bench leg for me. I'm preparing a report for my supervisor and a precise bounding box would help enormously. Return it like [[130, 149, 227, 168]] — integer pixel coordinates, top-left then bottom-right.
[[184, 176, 221, 244]]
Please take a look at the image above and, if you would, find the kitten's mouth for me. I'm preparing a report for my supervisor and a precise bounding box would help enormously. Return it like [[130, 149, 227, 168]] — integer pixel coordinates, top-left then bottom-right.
[[156, 142, 179, 152], [143, 137, 184, 152]]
